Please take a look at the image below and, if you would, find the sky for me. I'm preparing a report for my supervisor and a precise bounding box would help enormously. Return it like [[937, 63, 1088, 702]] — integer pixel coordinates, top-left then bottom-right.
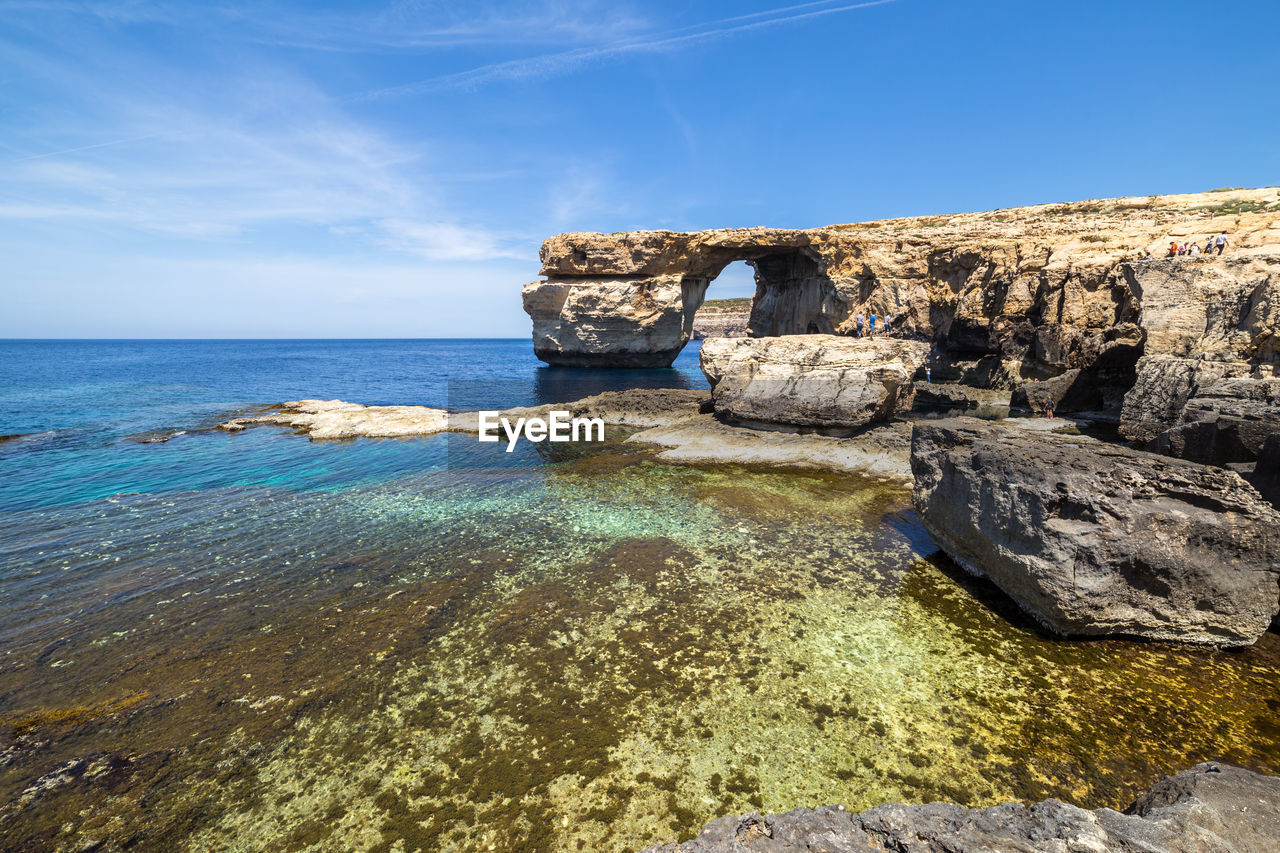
[[1, 0, 1277, 338]]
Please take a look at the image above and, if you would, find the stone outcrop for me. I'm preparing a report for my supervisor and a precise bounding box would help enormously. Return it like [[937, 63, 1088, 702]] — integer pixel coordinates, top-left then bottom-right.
[[692, 298, 751, 339], [1150, 377, 1280, 465], [524, 190, 1280, 405], [629, 415, 914, 480], [642, 763, 1280, 853], [910, 418, 1280, 646], [1118, 248, 1278, 442], [700, 335, 930, 431], [1119, 356, 1252, 444], [218, 390, 707, 440]]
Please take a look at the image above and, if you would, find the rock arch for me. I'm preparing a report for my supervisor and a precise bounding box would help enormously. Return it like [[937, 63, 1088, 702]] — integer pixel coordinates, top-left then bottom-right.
[[522, 229, 842, 367]]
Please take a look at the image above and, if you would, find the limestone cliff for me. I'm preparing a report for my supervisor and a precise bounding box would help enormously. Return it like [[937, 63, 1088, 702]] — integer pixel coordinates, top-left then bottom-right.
[[523, 188, 1280, 416], [690, 298, 750, 339]]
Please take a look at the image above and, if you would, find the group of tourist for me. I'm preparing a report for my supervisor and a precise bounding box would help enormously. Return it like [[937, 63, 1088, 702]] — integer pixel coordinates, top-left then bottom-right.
[[853, 312, 892, 338], [1167, 231, 1229, 257]]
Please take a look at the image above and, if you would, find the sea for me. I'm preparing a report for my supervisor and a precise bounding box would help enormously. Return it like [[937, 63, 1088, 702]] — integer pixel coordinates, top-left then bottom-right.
[[1, 339, 1278, 853]]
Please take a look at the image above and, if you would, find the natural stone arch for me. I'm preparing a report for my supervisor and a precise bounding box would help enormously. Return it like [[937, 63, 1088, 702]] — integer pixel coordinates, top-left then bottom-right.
[[522, 229, 843, 367]]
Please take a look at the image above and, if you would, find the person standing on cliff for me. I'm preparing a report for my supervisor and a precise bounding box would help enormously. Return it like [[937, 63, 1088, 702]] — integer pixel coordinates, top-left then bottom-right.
[[925, 365, 932, 383], [855, 313, 865, 337], [883, 315, 892, 335], [869, 314, 877, 337], [1215, 232, 1228, 255]]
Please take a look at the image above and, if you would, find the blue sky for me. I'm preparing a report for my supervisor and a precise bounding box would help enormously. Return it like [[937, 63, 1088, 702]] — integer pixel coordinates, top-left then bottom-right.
[[2, 0, 1277, 338]]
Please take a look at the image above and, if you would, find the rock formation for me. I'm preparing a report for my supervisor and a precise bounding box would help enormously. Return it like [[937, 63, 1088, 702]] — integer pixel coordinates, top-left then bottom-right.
[[1149, 377, 1280, 465], [218, 390, 708, 440], [642, 762, 1280, 853], [700, 335, 929, 431], [524, 190, 1279, 415], [910, 418, 1280, 646]]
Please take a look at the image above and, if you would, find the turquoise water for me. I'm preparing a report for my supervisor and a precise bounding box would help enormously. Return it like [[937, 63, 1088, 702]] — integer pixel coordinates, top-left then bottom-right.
[[0, 339, 708, 510], [2, 340, 1279, 853]]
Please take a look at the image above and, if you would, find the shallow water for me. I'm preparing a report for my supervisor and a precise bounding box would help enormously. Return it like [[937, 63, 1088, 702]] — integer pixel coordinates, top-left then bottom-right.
[[2, 341, 1279, 853]]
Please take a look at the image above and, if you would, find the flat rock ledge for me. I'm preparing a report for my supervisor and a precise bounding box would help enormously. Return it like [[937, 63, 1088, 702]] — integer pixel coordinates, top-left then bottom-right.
[[217, 389, 708, 439], [641, 762, 1280, 853], [911, 418, 1280, 646]]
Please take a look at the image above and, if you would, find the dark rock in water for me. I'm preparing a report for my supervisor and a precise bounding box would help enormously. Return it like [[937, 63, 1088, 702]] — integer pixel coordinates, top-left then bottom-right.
[[1150, 377, 1280, 466], [909, 418, 1280, 646], [641, 763, 1280, 852]]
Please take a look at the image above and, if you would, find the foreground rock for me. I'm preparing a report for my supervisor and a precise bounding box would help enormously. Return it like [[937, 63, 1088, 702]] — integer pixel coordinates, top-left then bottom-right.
[[910, 418, 1280, 645], [219, 390, 706, 440], [700, 336, 930, 431], [642, 762, 1280, 853]]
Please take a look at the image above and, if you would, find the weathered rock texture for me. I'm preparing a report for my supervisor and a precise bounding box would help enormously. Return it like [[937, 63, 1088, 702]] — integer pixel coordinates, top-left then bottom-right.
[[700, 335, 930, 431], [692, 298, 751, 339], [1149, 377, 1280, 465], [910, 418, 1280, 646], [642, 762, 1280, 853], [525, 190, 1280, 412]]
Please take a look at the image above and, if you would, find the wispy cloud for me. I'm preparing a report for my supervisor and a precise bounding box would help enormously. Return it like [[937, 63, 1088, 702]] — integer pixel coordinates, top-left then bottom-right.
[[355, 0, 897, 99]]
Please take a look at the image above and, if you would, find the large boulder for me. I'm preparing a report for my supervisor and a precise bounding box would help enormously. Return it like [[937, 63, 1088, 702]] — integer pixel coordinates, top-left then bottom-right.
[[642, 763, 1280, 853], [700, 335, 930, 431], [910, 418, 1280, 646]]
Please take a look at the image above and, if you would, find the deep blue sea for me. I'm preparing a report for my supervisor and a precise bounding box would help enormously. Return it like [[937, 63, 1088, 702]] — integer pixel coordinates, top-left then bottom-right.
[[0, 339, 707, 511], [3, 338, 1278, 853]]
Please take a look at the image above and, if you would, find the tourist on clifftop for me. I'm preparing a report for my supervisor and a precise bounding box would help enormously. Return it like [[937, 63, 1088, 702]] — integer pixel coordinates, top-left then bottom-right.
[[855, 313, 865, 337], [1215, 232, 1228, 254]]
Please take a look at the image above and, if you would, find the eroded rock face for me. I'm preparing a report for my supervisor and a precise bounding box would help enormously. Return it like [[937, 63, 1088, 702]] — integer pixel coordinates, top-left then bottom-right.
[[641, 763, 1280, 853], [524, 189, 1280, 382], [700, 336, 930, 431], [910, 418, 1280, 646], [1150, 377, 1280, 465], [1119, 356, 1251, 444], [523, 276, 697, 367]]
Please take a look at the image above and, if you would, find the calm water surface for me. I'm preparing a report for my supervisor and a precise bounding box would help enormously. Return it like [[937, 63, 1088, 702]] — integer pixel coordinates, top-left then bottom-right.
[[1, 340, 1278, 853]]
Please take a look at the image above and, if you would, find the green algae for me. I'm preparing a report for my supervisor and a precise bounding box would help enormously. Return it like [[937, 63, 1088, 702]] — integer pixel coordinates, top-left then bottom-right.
[[2, 441, 1280, 852]]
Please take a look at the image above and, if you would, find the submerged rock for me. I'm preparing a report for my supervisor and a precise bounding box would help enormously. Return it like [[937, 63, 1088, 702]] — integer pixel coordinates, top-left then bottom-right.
[[910, 418, 1280, 646], [700, 335, 930, 431], [641, 763, 1280, 853]]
